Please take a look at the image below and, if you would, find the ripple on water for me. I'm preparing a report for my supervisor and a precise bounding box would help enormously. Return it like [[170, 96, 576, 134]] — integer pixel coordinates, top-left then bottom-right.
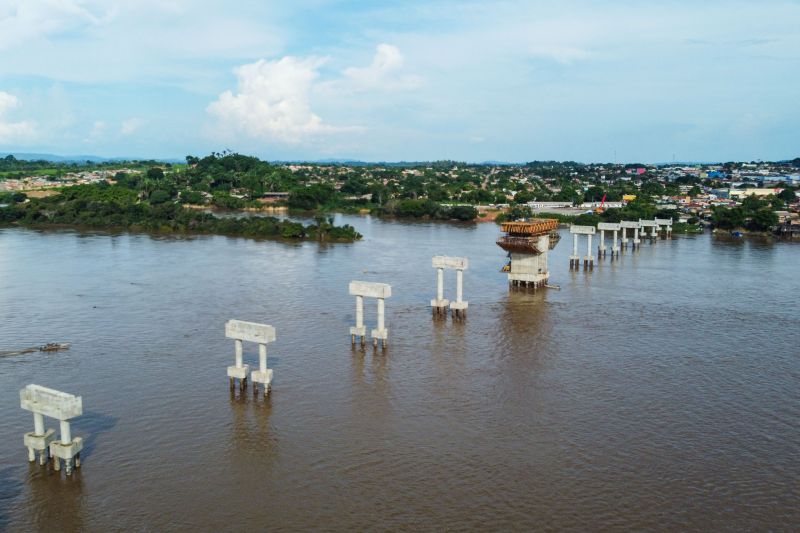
[[0, 224, 798, 531]]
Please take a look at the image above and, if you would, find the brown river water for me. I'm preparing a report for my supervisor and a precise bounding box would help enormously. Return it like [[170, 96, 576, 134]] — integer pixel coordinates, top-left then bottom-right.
[[0, 216, 798, 531]]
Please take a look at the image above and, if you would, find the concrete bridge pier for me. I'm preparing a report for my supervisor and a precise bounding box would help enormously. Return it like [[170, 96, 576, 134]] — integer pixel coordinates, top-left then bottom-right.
[[633, 227, 640, 249], [432, 256, 469, 319], [350, 281, 392, 350], [21, 385, 83, 475], [570, 225, 595, 270], [598, 223, 622, 260], [639, 220, 658, 245], [655, 218, 673, 240], [226, 320, 276, 395]]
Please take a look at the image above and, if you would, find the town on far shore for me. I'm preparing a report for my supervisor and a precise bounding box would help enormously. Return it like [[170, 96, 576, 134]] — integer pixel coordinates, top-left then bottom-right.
[[1, 153, 798, 237]]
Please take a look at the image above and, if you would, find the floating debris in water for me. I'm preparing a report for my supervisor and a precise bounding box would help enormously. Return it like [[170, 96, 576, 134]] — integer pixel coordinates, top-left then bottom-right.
[[0, 343, 70, 357]]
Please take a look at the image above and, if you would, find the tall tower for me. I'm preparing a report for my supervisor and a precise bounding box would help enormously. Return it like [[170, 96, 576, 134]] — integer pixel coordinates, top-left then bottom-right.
[[497, 219, 561, 289]]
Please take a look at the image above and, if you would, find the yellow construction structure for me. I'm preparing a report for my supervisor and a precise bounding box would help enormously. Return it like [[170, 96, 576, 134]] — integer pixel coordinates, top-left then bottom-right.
[[497, 219, 560, 289]]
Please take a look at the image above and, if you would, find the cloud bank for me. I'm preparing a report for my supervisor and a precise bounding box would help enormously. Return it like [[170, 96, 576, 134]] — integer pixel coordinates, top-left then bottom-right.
[[0, 92, 36, 143]]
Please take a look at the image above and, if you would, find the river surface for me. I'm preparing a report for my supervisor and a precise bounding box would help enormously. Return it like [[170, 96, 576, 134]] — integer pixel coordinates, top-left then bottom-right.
[[0, 216, 798, 531]]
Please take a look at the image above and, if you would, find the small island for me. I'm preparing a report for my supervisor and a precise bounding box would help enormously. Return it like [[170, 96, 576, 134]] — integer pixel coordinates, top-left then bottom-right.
[[0, 183, 361, 243]]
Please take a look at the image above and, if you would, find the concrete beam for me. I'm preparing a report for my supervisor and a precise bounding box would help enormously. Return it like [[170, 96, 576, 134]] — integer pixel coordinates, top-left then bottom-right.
[[20, 385, 82, 421], [570, 225, 596, 235], [654, 218, 673, 226], [432, 256, 468, 270], [225, 320, 276, 344], [349, 281, 392, 299], [639, 219, 657, 227], [597, 222, 621, 231], [620, 221, 641, 229]]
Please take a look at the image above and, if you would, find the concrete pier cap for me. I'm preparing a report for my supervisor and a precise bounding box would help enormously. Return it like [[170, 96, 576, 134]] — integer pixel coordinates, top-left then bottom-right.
[[21, 384, 83, 421], [225, 320, 276, 344], [348, 281, 392, 299], [432, 256, 469, 270], [569, 225, 596, 235], [620, 221, 642, 229]]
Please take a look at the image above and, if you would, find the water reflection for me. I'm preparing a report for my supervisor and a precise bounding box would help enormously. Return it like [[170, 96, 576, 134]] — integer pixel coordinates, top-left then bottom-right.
[[26, 462, 86, 532], [228, 387, 277, 462]]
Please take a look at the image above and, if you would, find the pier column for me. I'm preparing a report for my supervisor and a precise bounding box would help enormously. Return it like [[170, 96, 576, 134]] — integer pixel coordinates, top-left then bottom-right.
[[355, 295, 365, 344], [34, 412, 44, 436], [585, 234, 594, 269], [29, 412, 50, 464], [571, 233, 579, 268], [60, 420, 71, 445], [431, 267, 448, 317], [450, 268, 468, 319], [633, 227, 640, 249], [235, 339, 243, 369], [250, 340, 275, 398], [251, 341, 274, 396], [612, 229, 619, 258], [599, 229, 606, 258], [375, 297, 386, 349], [53, 419, 82, 475]]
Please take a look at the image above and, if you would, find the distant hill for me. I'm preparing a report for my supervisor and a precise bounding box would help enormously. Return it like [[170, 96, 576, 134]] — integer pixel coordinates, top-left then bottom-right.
[[0, 152, 183, 164]]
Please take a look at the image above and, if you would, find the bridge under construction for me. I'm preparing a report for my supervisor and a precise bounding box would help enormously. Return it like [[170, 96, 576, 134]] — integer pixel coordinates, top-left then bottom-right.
[[497, 219, 560, 289]]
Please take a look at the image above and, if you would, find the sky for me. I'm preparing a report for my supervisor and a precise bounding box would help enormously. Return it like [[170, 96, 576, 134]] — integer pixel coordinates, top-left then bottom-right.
[[0, 0, 798, 163]]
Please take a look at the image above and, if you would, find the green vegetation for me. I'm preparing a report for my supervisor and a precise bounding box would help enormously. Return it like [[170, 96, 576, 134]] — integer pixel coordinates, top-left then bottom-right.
[[0, 191, 27, 204], [378, 199, 478, 221], [0, 183, 361, 242], [2, 153, 797, 232], [712, 195, 778, 232]]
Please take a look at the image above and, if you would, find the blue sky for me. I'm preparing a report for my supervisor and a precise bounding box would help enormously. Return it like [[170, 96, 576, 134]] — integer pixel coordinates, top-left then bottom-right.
[[0, 0, 798, 162]]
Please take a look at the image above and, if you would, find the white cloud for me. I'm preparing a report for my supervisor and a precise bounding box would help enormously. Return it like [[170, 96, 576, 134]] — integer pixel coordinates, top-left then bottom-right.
[[0, 91, 37, 143], [84, 120, 106, 142], [343, 44, 422, 91], [0, 0, 107, 51], [0, 0, 287, 86], [207, 56, 348, 144], [120, 118, 143, 135]]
